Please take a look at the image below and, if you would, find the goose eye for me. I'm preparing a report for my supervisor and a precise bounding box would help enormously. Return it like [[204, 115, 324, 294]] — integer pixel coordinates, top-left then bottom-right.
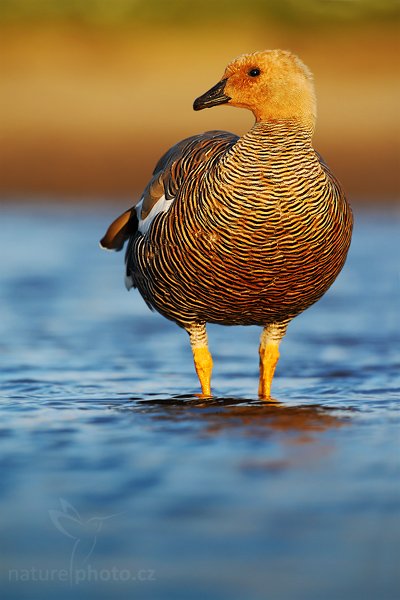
[[248, 68, 260, 77]]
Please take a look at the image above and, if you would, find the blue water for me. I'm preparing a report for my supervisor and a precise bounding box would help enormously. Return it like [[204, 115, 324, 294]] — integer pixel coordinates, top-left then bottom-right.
[[0, 202, 399, 600]]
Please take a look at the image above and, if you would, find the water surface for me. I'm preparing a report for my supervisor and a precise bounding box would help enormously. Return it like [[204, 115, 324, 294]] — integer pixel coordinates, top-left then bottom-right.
[[0, 203, 399, 600]]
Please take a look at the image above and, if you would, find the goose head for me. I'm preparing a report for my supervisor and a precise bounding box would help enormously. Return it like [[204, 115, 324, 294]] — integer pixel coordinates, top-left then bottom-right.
[[194, 50, 316, 129]]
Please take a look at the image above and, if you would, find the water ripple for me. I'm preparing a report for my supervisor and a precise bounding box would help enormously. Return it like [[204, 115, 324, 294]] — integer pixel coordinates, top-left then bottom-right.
[[0, 204, 399, 600]]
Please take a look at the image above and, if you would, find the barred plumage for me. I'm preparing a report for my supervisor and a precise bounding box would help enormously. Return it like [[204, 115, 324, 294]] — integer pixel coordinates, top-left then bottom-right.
[[101, 49, 353, 399]]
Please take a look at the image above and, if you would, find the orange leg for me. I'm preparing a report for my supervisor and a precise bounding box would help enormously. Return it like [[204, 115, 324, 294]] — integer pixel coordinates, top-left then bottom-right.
[[258, 342, 280, 399], [258, 324, 287, 400], [187, 324, 213, 397], [192, 346, 213, 397]]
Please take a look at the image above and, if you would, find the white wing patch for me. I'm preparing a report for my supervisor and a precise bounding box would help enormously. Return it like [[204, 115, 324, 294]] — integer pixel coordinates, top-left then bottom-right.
[[125, 194, 174, 291], [136, 194, 174, 236], [124, 273, 134, 290]]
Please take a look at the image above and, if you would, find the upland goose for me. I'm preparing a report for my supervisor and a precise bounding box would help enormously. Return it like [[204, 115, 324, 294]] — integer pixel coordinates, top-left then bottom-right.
[[101, 50, 353, 399]]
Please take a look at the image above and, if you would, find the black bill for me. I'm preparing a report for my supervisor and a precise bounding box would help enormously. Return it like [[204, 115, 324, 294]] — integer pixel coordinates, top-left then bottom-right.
[[193, 79, 231, 111]]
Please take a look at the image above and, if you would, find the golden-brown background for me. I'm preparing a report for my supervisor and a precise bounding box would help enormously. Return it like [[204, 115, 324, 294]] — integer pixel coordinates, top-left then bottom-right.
[[1, 0, 399, 202]]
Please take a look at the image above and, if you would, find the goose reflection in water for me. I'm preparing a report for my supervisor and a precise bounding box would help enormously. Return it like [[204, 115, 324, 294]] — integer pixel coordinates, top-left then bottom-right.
[[128, 395, 349, 447]]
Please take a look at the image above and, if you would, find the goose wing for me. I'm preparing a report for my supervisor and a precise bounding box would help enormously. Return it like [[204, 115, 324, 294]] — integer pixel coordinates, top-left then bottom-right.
[[100, 130, 238, 251]]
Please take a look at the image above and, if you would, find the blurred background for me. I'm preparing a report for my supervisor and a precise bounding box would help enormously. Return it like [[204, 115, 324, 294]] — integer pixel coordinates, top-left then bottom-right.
[[1, 0, 399, 203]]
